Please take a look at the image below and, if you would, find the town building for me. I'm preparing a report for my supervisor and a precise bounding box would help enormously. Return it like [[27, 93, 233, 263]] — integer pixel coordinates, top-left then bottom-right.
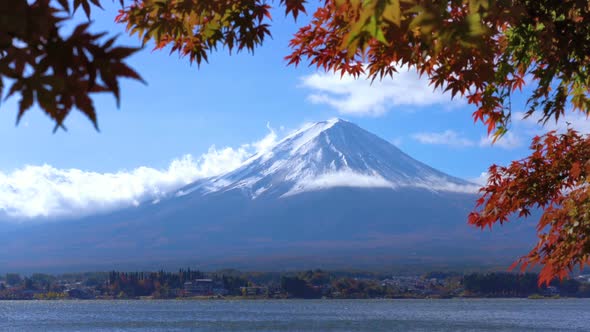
[[240, 286, 268, 296], [184, 279, 228, 296]]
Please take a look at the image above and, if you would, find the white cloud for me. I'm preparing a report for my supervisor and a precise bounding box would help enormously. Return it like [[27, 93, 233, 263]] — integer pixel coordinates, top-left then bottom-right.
[[0, 127, 279, 219], [412, 130, 475, 147], [414, 175, 481, 193], [188, 146, 251, 179], [478, 132, 523, 149], [251, 122, 278, 155], [283, 171, 396, 196], [514, 111, 590, 134], [473, 111, 589, 151], [283, 171, 480, 197], [411, 111, 587, 152], [300, 65, 461, 116], [414, 181, 480, 193], [469, 172, 489, 186], [412, 129, 523, 150], [391, 137, 403, 147]]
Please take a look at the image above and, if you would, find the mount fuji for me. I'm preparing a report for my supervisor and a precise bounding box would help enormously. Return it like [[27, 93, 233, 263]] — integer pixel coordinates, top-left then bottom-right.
[[0, 119, 535, 272], [176, 118, 477, 199]]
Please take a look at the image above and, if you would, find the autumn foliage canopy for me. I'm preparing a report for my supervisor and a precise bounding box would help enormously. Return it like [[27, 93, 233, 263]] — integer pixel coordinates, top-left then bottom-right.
[[2, 0, 590, 284]]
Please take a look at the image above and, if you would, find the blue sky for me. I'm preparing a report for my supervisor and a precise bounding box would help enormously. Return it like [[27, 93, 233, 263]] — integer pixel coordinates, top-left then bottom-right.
[[0, 2, 588, 219]]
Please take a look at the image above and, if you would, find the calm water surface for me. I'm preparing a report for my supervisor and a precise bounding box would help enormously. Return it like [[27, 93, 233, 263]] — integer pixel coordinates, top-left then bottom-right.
[[1, 299, 589, 331]]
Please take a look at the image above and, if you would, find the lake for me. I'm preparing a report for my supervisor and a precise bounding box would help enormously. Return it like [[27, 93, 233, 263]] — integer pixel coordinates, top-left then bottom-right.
[[1, 299, 589, 331]]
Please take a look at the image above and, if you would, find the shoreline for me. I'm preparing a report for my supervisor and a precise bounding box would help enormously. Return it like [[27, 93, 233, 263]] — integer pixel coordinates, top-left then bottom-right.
[[0, 295, 569, 301]]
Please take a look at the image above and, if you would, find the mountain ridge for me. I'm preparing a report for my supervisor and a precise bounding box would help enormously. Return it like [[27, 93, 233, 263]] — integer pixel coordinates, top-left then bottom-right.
[[0, 119, 535, 273]]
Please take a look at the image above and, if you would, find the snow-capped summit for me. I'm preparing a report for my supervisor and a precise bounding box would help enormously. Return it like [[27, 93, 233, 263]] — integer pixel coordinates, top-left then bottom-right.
[[177, 118, 478, 199]]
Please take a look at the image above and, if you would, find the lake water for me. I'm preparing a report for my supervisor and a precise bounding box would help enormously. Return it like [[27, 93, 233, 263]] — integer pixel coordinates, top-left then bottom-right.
[[1, 299, 589, 331]]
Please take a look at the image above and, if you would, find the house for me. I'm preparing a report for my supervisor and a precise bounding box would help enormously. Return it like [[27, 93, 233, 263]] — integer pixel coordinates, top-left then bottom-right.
[[543, 286, 560, 296], [184, 279, 214, 296], [184, 279, 228, 296], [67, 288, 95, 299], [240, 286, 268, 296]]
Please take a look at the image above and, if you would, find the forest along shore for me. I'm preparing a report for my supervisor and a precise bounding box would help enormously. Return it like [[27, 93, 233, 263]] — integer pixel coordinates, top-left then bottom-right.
[[2, 269, 590, 300]]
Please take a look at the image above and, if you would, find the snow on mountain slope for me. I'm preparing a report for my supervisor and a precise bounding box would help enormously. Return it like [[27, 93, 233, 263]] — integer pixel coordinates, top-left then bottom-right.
[[175, 118, 478, 199]]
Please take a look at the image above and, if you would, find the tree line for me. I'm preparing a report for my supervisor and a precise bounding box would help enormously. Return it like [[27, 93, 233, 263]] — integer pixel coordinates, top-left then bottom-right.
[[3, 269, 590, 299]]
